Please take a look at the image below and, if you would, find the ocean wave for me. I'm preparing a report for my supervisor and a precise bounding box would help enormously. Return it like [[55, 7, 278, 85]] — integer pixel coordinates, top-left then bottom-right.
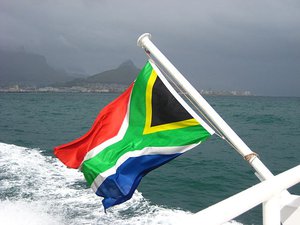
[[0, 143, 243, 225]]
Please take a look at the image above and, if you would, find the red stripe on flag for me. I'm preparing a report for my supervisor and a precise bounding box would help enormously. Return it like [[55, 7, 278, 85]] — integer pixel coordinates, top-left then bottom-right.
[[54, 84, 134, 168]]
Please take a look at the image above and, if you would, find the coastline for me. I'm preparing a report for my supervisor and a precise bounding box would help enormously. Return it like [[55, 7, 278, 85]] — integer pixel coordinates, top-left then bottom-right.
[[0, 85, 253, 96]]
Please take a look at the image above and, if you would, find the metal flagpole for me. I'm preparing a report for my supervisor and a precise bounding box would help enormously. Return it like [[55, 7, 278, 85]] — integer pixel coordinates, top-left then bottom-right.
[[137, 33, 274, 181]]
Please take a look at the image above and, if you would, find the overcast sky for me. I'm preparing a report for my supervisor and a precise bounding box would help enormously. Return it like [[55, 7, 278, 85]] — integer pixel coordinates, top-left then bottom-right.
[[1, 0, 299, 96]]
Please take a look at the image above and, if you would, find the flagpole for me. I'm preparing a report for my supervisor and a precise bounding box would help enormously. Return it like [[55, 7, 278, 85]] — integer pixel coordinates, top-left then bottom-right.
[[137, 33, 274, 181]]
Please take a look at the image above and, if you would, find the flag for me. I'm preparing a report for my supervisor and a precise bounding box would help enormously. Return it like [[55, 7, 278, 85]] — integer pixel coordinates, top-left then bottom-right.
[[54, 60, 214, 210]]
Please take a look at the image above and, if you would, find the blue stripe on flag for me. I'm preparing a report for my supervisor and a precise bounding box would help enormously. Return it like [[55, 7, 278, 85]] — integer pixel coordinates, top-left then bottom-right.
[[95, 153, 181, 210]]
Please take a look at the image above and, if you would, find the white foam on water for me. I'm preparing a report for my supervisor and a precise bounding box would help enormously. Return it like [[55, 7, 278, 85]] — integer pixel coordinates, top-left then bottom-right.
[[0, 143, 244, 225], [0, 200, 63, 225]]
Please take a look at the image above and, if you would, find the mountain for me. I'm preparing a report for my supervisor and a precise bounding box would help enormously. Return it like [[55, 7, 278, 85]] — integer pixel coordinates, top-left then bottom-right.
[[0, 49, 73, 86], [59, 60, 140, 87], [88, 60, 139, 84]]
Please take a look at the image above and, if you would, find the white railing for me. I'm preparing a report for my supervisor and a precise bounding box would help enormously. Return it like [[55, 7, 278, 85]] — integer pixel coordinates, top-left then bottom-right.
[[186, 165, 300, 225]]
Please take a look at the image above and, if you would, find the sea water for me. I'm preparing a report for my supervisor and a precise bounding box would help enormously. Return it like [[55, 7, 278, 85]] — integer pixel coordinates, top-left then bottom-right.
[[0, 92, 299, 225]]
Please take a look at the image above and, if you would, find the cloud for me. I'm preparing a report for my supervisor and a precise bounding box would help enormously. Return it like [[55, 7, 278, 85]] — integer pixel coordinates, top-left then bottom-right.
[[0, 0, 299, 96]]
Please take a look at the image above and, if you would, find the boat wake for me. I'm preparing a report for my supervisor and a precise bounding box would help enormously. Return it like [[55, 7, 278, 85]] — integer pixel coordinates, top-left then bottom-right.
[[0, 143, 243, 225]]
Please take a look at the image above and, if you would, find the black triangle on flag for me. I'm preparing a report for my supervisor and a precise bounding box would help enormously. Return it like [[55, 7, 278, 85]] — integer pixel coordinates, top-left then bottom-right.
[[151, 76, 193, 126], [143, 68, 199, 135]]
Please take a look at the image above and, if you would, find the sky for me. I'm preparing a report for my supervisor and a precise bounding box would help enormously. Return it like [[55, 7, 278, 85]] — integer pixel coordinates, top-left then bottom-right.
[[0, 0, 299, 96]]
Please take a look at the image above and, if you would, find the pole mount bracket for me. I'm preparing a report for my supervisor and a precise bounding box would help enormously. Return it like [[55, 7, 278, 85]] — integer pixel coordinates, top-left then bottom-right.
[[244, 152, 259, 162]]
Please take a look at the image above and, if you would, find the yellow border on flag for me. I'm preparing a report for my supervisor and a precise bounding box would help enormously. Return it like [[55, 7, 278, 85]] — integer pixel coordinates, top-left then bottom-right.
[[143, 69, 199, 135]]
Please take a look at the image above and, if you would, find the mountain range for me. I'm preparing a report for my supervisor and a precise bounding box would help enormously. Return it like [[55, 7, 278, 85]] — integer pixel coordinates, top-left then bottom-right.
[[55, 60, 139, 87], [0, 49, 139, 87], [0, 49, 74, 86]]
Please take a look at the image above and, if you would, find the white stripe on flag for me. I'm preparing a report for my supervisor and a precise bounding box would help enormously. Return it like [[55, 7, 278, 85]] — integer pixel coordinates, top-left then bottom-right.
[[80, 94, 131, 167], [91, 143, 200, 192]]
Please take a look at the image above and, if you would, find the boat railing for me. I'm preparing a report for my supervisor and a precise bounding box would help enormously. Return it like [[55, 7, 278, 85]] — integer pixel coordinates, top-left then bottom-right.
[[187, 165, 300, 225]]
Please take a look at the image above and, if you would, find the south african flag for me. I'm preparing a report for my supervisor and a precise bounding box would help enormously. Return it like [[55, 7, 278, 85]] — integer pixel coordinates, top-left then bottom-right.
[[54, 61, 214, 210]]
